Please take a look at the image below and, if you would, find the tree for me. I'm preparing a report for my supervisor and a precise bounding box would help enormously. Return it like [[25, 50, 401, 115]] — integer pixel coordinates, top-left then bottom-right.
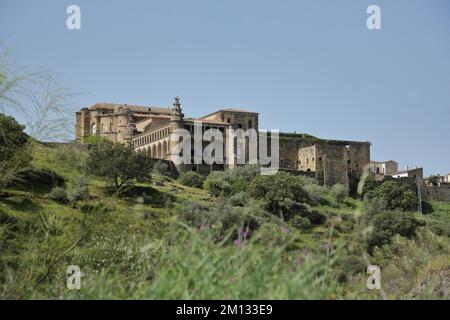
[[178, 171, 204, 188], [203, 171, 231, 197], [249, 171, 309, 219], [367, 211, 422, 250], [0, 114, 31, 191], [0, 47, 75, 142], [427, 175, 440, 186], [86, 139, 153, 191], [365, 181, 417, 212]]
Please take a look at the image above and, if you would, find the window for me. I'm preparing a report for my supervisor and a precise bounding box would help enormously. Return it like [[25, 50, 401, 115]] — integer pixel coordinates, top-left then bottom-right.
[[248, 120, 252, 128], [227, 118, 231, 123], [319, 157, 322, 161]]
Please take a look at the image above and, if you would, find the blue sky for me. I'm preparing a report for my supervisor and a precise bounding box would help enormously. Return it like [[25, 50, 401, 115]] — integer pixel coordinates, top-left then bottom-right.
[[1, 0, 449, 176]]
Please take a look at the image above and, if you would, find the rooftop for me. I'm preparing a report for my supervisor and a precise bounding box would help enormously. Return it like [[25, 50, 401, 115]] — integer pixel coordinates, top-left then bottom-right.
[[88, 103, 172, 115]]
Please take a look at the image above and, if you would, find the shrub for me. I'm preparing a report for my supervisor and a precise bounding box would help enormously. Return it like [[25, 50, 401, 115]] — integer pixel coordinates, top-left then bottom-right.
[[249, 171, 309, 217], [47, 186, 68, 204], [366, 181, 417, 212], [0, 114, 31, 191], [229, 192, 249, 207], [67, 176, 89, 203], [303, 183, 328, 205], [152, 161, 169, 176], [87, 140, 153, 190], [178, 171, 204, 188], [367, 211, 423, 250], [203, 171, 231, 197], [331, 184, 347, 204], [302, 210, 328, 225], [362, 175, 381, 196], [289, 215, 311, 230], [54, 144, 88, 173], [363, 195, 387, 218]]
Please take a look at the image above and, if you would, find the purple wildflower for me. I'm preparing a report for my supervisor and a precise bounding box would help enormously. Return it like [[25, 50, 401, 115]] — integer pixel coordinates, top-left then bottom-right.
[[281, 226, 289, 234]]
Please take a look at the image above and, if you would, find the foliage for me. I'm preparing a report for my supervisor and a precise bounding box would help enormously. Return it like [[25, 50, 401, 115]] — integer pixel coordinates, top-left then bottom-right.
[[0, 114, 31, 191], [203, 171, 231, 197], [1, 141, 450, 300], [372, 229, 450, 299], [175, 198, 269, 241], [249, 171, 309, 218], [331, 184, 348, 204], [152, 161, 169, 176], [303, 183, 329, 205], [0, 48, 75, 142], [203, 165, 260, 197], [177, 171, 204, 188], [86, 140, 153, 190], [427, 175, 440, 187], [289, 215, 311, 230], [365, 181, 417, 212], [67, 176, 89, 203], [47, 186, 68, 204], [362, 175, 381, 196], [367, 211, 423, 250]]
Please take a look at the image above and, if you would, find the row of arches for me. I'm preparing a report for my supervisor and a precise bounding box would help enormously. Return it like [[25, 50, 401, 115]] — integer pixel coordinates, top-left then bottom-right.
[[134, 127, 170, 148], [140, 140, 169, 159]]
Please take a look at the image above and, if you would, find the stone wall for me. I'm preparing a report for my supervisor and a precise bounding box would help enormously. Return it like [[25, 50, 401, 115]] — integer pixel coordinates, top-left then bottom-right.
[[421, 184, 450, 202]]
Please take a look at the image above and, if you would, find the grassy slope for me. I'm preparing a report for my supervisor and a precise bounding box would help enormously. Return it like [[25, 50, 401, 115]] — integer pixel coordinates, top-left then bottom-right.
[[1, 142, 449, 299]]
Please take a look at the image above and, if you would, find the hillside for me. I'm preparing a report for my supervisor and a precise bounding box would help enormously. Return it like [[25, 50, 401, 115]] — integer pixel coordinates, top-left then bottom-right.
[[0, 142, 449, 299]]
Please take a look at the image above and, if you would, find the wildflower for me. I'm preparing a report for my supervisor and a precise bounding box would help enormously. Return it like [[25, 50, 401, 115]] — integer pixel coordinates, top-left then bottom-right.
[[281, 226, 289, 234], [294, 256, 302, 266], [241, 227, 249, 240], [234, 239, 242, 247]]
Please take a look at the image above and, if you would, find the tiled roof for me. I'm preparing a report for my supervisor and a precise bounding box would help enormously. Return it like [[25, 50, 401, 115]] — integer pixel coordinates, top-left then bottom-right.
[[89, 103, 172, 115]]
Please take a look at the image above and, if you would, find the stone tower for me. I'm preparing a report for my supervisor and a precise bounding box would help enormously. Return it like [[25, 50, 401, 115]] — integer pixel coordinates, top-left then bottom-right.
[[170, 96, 184, 130], [116, 104, 131, 143]]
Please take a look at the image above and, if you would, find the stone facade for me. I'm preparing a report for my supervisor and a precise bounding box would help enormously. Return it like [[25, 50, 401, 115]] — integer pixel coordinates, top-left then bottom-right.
[[278, 134, 370, 189], [391, 167, 424, 180], [369, 160, 398, 176]]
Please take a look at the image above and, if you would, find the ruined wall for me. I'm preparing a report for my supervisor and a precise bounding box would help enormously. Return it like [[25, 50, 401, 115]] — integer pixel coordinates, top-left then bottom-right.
[[421, 185, 450, 202], [297, 145, 316, 171], [316, 144, 349, 188]]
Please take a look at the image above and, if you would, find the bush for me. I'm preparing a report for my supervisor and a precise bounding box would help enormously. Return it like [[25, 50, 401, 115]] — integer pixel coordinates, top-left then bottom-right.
[[152, 161, 169, 176], [249, 171, 309, 217], [303, 183, 328, 205], [87, 140, 153, 190], [47, 186, 68, 204], [367, 211, 423, 250], [362, 175, 381, 197], [289, 215, 311, 230], [366, 181, 417, 212], [229, 192, 249, 207], [0, 114, 31, 191], [55, 144, 88, 173], [178, 171, 204, 188], [331, 184, 347, 204], [203, 171, 231, 197], [67, 176, 89, 203]]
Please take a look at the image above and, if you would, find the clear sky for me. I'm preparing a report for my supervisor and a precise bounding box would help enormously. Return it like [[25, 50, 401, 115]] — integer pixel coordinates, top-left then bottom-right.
[[1, 0, 449, 176]]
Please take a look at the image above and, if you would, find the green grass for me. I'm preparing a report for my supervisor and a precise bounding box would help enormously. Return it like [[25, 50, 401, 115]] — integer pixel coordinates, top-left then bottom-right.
[[1, 142, 449, 299]]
